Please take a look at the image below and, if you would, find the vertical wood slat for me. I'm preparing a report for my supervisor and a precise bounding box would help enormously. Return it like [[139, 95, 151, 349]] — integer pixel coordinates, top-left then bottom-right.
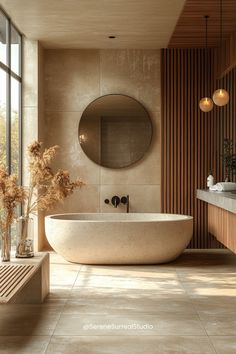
[[161, 48, 225, 249], [218, 66, 236, 183]]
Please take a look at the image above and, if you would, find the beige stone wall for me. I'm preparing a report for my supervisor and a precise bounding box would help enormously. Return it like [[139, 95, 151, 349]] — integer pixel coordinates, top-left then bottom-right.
[[22, 38, 45, 250], [43, 49, 161, 247]]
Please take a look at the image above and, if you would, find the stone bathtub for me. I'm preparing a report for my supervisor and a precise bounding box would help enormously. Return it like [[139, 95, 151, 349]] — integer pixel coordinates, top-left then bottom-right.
[[45, 213, 193, 264]]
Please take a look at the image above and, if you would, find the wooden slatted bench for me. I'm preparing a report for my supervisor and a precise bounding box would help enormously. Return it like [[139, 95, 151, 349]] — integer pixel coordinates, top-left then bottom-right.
[[0, 253, 49, 304]]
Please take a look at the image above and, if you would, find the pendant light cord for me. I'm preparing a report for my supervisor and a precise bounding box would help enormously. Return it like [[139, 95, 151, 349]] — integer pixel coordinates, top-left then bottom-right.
[[212, 0, 229, 106], [220, 0, 222, 48], [205, 15, 209, 95], [220, 0, 223, 75], [205, 15, 208, 49]]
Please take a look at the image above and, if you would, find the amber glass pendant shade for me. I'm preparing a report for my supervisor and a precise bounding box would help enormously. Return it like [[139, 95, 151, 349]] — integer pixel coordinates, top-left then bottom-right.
[[199, 97, 214, 112], [212, 88, 229, 106]]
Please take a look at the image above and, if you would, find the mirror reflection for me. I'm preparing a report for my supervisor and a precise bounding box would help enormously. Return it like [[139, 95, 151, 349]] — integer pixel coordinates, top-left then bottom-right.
[[78, 94, 152, 168]]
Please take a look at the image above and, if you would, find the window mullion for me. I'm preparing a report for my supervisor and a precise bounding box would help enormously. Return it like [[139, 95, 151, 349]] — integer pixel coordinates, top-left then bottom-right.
[[19, 34, 22, 187], [6, 16, 11, 174]]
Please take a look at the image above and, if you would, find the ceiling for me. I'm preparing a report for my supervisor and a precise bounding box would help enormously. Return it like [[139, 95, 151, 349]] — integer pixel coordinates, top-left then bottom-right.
[[169, 0, 236, 48], [0, 0, 185, 49]]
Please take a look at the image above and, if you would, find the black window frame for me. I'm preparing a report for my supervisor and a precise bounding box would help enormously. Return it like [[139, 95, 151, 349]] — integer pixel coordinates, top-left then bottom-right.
[[0, 7, 22, 183]]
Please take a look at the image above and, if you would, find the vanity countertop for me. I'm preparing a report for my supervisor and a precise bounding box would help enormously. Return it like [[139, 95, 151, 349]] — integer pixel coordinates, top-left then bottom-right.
[[196, 189, 236, 214]]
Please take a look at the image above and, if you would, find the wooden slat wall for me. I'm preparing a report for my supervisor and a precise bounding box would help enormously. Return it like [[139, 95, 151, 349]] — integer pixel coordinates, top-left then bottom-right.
[[214, 33, 236, 79], [208, 204, 236, 252], [161, 48, 226, 248], [213, 65, 236, 182], [169, 0, 236, 48]]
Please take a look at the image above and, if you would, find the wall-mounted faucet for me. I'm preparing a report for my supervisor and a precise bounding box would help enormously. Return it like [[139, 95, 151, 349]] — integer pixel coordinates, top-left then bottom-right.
[[111, 195, 120, 208], [104, 195, 130, 213], [121, 195, 129, 213]]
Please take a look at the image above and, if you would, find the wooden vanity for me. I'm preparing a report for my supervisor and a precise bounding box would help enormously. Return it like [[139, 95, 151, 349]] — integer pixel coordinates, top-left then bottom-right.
[[197, 190, 236, 252]]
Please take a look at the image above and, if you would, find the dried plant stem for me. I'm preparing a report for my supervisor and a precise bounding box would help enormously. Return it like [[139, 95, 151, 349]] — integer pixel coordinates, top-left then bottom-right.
[[25, 178, 34, 218], [1, 212, 12, 261], [28, 189, 48, 214], [21, 179, 34, 243], [21, 217, 29, 242], [2, 230, 10, 260], [1, 233, 10, 261], [21, 141, 83, 222]]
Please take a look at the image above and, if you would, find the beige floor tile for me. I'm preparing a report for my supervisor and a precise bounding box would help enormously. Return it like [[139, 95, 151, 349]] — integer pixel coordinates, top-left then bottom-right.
[[210, 336, 236, 354], [80, 265, 177, 277], [70, 286, 187, 301], [174, 250, 236, 273], [54, 313, 205, 336], [0, 305, 60, 336], [178, 273, 236, 297], [0, 336, 50, 354], [184, 287, 236, 297], [44, 290, 71, 305], [74, 273, 184, 293], [177, 267, 236, 274], [178, 272, 236, 282], [50, 265, 79, 288], [190, 295, 236, 316], [64, 288, 194, 315], [201, 315, 236, 335], [1, 250, 236, 352], [46, 335, 215, 354], [179, 273, 236, 290]]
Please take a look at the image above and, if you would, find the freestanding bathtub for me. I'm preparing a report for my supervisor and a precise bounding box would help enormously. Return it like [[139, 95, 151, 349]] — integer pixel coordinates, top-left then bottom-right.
[[45, 213, 193, 264]]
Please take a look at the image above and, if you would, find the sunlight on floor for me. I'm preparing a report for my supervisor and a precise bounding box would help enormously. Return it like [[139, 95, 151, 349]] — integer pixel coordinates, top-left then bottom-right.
[[0, 250, 236, 353]]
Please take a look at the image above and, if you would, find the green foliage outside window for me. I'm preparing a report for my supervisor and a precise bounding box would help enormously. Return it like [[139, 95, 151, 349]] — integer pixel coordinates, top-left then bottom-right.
[[0, 105, 19, 175], [222, 138, 236, 180]]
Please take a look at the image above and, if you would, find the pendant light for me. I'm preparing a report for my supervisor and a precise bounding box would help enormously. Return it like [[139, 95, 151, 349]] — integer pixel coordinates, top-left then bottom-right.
[[199, 15, 214, 113], [212, 0, 229, 106]]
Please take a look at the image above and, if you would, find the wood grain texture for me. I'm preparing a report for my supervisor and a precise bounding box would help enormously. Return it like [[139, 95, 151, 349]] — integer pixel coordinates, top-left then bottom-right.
[[214, 65, 236, 182], [0, 264, 35, 302], [0, 253, 49, 304], [208, 204, 236, 252], [169, 0, 236, 48], [161, 48, 224, 248], [214, 32, 236, 78]]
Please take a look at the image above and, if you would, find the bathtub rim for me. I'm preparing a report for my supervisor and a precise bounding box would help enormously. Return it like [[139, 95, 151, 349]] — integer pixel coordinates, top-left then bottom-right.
[[45, 212, 193, 223]]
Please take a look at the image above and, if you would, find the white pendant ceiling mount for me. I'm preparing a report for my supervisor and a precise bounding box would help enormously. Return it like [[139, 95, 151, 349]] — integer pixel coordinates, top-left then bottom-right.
[[199, 15, 213, 113], [212, 0, 229, 107]]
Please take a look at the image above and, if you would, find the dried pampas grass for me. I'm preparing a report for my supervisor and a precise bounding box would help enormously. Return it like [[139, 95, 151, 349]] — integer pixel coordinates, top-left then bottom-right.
[[0, 166, 26, 234], [25, 141, 84, 217]]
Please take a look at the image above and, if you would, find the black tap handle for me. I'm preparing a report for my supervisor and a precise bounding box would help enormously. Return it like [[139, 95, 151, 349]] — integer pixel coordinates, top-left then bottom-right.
[[121, 196, 127, 204], [121, 195, 129, 204], [111, 196, 120, 207], [121, 195, 129, 212]]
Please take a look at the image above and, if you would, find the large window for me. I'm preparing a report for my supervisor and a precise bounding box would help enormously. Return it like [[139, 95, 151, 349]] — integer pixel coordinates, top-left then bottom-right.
[[0, 8, 22, 178], [0, 9, 22, 248]]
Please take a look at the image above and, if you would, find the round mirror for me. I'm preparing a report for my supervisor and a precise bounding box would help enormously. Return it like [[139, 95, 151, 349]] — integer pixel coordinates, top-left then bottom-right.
[[78, 94, 153, 168]]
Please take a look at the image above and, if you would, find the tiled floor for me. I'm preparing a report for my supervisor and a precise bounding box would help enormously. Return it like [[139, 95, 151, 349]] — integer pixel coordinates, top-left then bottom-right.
[[1, 250, 236, 353]]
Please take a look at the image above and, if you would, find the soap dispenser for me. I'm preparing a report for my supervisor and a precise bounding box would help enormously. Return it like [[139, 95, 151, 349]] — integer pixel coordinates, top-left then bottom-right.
[[207, 170, 214, 188]]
